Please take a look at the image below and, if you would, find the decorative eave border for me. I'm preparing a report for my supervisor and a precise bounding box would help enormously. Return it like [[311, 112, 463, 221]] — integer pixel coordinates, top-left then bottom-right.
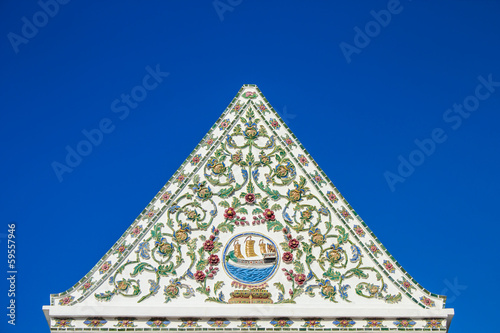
[[46, 316, 450, 332]]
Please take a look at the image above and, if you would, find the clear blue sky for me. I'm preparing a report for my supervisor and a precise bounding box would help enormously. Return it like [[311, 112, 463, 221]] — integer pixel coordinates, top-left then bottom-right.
[[1, 1, 499, 332]]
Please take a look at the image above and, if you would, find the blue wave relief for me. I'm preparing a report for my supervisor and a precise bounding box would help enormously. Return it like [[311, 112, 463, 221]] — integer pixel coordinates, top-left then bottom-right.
[[226, 263, 276, 284]]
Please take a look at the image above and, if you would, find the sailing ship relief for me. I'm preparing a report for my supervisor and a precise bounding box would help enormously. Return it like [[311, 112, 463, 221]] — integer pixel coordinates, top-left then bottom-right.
[[223, 233, 279, 284]]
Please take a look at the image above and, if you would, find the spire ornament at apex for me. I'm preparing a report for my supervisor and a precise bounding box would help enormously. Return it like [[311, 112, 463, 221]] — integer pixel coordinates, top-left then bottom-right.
[[44, 85, 454, 332]]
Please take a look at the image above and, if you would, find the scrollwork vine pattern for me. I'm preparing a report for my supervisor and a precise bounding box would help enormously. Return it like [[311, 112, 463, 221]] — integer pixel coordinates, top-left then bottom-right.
[[91, 101, 405, 306]]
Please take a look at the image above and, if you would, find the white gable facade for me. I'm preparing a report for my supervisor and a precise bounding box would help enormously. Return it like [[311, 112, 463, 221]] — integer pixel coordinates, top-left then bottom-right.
[[43, 85, 454, 332]]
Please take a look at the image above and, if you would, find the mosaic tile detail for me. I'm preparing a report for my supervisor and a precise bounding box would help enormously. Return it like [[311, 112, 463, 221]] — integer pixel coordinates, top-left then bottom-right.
[[302, 319, 324, 328], [398, 277, 416, 293], [238, 319, 259, 328], [57, 296, 73, 305], [53, 319, 74, 328], [179, 319, 200, 327], [83, 318, 107, 327], [146, 318, 170, 327], [207, 319, 231, 327], [425, 319, 443, 328], [270, 319, 294, 327], [393, 319, 416, 328], [333, 319, 355, 327], [115, 318, 136, 327], [49, 85, 447, 317], [364, 320, 384, 328], [420, 296, 436, 307]]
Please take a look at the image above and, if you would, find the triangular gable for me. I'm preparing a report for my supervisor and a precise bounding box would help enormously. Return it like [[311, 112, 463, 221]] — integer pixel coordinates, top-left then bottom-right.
[[44, 85, 453, 332]]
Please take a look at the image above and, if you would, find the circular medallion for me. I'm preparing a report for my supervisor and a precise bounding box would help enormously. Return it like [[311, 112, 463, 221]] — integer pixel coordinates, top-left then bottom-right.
[[223, 233, 279, 284]]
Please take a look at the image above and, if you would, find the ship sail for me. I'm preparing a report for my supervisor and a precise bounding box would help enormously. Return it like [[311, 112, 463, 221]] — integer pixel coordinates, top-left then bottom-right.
[[259, 239, 267, 254], [234, 241, 244, 259], [227, 236, 277, 270], [245, 236, 258, 257]]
